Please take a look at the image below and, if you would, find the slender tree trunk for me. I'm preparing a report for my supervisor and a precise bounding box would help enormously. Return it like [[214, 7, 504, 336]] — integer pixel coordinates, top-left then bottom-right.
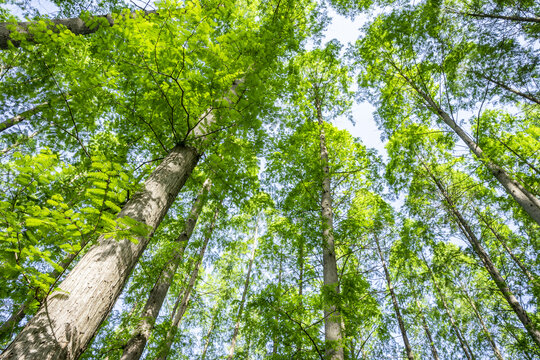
[[156, 205, 219, 360], [0, 103, 49, 133], [315, 94, 344, 360], [296, 238, 304, 357], [272, 253, 283, 357], [455, 11, 540, 23], [459, 282, 505, 360], [422, 256, 476, 360], [415, 300, 439, 360], [476, 73, 540, 105], [395, 67, 540, 225], [422, 161, 540, 347], [120, 179, 212, 360], [0, 11, 154, 49], [374, 235, 414, 360], [200, 302, 220, 360], [476, 210, 539, 287], [227, 220, 260, 360], [0, 144, 199, 360], [0, 236, 91, 343]]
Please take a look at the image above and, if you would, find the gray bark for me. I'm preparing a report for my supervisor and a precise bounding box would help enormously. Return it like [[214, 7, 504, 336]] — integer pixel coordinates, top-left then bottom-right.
[[120, 179, 212, 360], [315, 95, 344, 360], [423, 255, 476, 360], [415, 300, 439, 360], [227, 220, 259, 360], [0, 11, 154, 49], [459, 282, 505, 360], [156, 205, 219, 360], [0, 144, 199, 360], [396, 69, 540, 226], [375, 235, 414, 360], [0, 103, 48, 132], [423, 162, 540, 347]]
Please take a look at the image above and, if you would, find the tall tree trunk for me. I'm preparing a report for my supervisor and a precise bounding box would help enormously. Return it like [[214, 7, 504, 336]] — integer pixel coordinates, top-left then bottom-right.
[[227, 219, 260, 360], [200, 301, 220, 360], [458, 282, 505, 360], [0, 11, 154, 49], [453, 10, 540, 23], [422, 255, 476, 360], [415, 299, 439, 360], [0, 236, 91, 343], [421, 161, 540, 347], [315, 95, 344, 360], [374, 235, 414, 360], [394, 67, 540, 225], [475, 210, 539, 287], [120, 179, 212, 360], [156, 205, 219, 360], [0, 103, 48, 133], [0, 144, 199, 360], [476, 73, 540, 105], [272, 253, 283, 357]]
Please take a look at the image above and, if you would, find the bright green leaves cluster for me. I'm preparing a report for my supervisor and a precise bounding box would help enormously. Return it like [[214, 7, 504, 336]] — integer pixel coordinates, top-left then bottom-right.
[[0, 150, 144, 310]]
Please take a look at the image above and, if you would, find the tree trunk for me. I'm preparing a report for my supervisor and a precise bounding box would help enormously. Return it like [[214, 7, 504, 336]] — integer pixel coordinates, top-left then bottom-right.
[[459, 282, 505, 360], [0, 236, 91, 343], [375, 235, 414, 360], [0, 103, 49, 133], [0, 11, 154, 49], [422, 255, 476, 360], [0, 144, 199, 360], [272, 253, 283, 357], [156, 205, 219, 360], [476, 73, 540, 105], [200, 302, 220, 360], [456, 11, 540, 23], [415, 300, 439, 360], [395, 68, 540, 225], [227, 219, 260, 360], [422, 162, 540, 347], [475, 210, 539, 287], [120, 179, 212, 360], [315, 96, 344, 360]]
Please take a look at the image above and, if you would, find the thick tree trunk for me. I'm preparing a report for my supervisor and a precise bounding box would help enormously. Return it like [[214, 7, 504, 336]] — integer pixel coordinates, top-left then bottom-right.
[[0, 144, 199, 360], [0, 11, 154, 49], [315, 97, 344, 360], [459, 283, 505, 360], [0, 237, 91, 343], [423, 256, 476, 360], [423, 163, 540, 347], [415, 300, 439, 360], [156, 205, 219, 360], [396, 69, 540, 225], [120, 179, 212, 360], [227, 220, 260, 360], [375, 235, 414, 360]]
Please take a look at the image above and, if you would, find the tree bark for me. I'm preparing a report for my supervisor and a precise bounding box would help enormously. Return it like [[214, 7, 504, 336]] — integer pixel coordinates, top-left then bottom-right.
[[422, 161, 540, 347], [375, 235, 414, 360], [415, 300, 439, 360], [477, 73, 540, 105], [0, 236, 91, 343], [0, 144, 199, 360], [0, 103, 49, 133], [395, 67, 540, 226], [155, 205, 219, 360], [422, 255, 476, 360], [459, 282, 505, 360], [0, 11, 154, 49], [227, 219, 260, 360], [315, 94, 344, 360], [476, 210, 539, 288], [200, 301, 220, 360], [120, 179, 212, 360]]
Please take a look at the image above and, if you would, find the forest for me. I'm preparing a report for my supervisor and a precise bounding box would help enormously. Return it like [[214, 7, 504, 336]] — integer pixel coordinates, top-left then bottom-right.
[[0, 0, 538, 359]]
